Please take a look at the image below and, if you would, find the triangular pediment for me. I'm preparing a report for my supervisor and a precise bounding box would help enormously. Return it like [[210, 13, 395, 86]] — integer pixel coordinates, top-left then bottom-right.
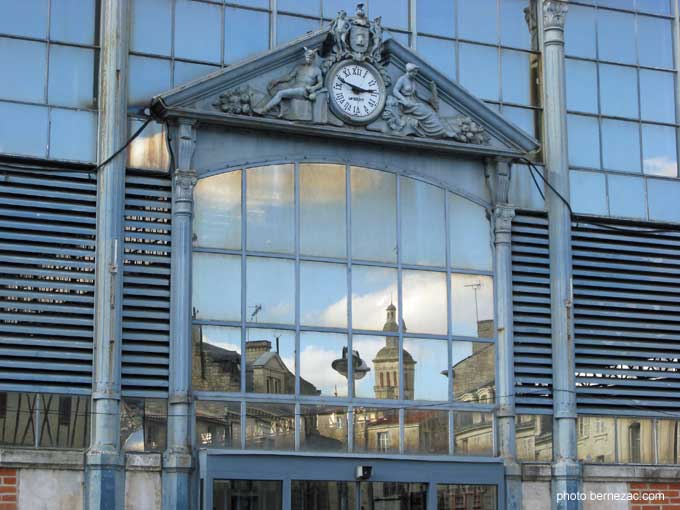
[[151, 9, 539, 158]]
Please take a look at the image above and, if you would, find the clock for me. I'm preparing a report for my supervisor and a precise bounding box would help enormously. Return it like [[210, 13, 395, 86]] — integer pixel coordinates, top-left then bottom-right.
[[327, 61, 386, 125]]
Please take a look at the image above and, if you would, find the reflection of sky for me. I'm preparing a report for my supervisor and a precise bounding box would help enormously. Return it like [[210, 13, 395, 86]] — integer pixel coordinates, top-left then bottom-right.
[[193, 171, 241, 250], [350, 266, 397, 330], [247, 165, 294, 253], [352, 336, 384, 398], [202, 325, 241, 352], [193, 253, 241, 321], [402, 270, 447, 335], [247, 257, 294, 324], [451, 274, 494, 337], [449, 193, 492, 271], [300, 261, 347, 328], [400, 177, 446, 267], [404, 338, 448, 401], [300, 332, 348, 397]]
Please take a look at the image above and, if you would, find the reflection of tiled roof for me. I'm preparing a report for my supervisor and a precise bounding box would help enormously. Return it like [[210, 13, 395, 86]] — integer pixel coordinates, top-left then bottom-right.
[[375, 410, 444, 427], [203, 342, 240, 362]]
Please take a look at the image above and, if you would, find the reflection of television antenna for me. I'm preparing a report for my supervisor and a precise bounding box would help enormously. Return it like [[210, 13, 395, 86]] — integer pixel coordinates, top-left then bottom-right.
[[249, 304, 262, 322], [464, 281, 481, 325]]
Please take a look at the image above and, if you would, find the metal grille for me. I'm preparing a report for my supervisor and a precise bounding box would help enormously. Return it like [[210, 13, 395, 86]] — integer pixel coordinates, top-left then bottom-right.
[[0, 166, 96, 394], [511, 212, 552, 413], [573, 221, 680, 415], [122, 171, 171, 396]]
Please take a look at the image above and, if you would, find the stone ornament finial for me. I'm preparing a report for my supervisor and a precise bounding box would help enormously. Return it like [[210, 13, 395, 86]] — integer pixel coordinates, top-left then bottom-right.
[[543, 0, 568, 30]]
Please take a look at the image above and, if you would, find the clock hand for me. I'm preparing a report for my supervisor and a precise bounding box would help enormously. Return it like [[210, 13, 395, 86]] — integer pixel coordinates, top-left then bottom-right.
[[337, 76, 363, 94]]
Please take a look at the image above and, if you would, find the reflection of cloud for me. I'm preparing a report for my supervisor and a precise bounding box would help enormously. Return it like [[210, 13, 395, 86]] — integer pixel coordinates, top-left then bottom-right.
[[202, 325, 241, 353], [300, 164, 346, 204], [644, 156, 677, 177], [300, 344, 348, 396], [352, 337, 384, 397], [452, 275, 494, 337], [247, 165, 294, 207]]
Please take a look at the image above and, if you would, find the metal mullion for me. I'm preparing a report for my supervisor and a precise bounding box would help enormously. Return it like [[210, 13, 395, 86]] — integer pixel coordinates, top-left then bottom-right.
[[399, 407, 405, 454], [240, 167, 247, 395], [402, 332, 449, 341], [409, 0, 417, 48], [270, 0, 276, 50], [672, 0, 680, 177], [240, 250, 296, 261], [449, 409, 455, 456], [352, 328, 398, 337], [220, 0, 225, 67], [294, 162, 300, 398], [400, 262, 447, 273], [294, 402, 300, 450], [396, 173, 404, 402], [240, 400, 246, 449], [444, 188, 453, 403], [346, 163, 354, 400], [350, 259, 398, 269]]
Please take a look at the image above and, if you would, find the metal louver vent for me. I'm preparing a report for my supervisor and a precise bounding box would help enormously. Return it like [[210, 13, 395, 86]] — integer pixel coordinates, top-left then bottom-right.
[[122, 171, 171, 396], [0, 166, 96, 394], [512, 212, 552, 413], [573, 221, 680, 415]]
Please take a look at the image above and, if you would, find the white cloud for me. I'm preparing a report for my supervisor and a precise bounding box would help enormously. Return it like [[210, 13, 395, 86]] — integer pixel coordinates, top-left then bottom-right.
[[644, 156, 677, 177]]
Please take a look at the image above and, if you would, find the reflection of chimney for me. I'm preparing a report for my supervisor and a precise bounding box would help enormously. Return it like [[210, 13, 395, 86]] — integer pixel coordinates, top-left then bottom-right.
[[246, 340, 271, 363], [476, 320, 494, 339]]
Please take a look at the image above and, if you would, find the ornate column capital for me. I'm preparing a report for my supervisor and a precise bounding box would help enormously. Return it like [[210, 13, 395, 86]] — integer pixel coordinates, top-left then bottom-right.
[[485, 157, 513, 207], [543, 0, 568, 31], [172, 118, 198, 211], [493, 205, 516, 244]]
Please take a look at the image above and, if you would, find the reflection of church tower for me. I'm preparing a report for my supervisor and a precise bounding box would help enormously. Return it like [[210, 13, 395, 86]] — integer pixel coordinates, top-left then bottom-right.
[[372, 303, 416, 400]]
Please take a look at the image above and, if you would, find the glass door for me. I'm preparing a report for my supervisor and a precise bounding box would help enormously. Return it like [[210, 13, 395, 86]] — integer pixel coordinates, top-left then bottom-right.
[[291, 481, 428, 510]]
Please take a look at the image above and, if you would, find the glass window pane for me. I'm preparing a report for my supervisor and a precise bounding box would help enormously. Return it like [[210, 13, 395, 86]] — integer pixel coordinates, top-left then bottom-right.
[[351, 167, 396, 263], [403, 338, 448, 401], [128, 55, 171, 107], [449, 194, 492, 272], [370, 0, 408, 30], [607, 174, 646, 219], [292, 479, 355, 507], [323, 0, 356, 18], [277, 15, 319, 46], [127, 117, 170, 170], [225, 7, 269, 63], [400, 177, 446, 267], [402, 409, 449, 454], [0, 38, 46, 103], [565, 5, 596, 59], [246, 402, 296, 449], [642, 124, 678, 177], [48, 45, 95, 108], [567, 114, 600, 169], [351, 266, 397, 331], [193, 171, 242, 250], [454, 412, 493, 456], [246, 257, 295, 325], [500, 0, 532, 50], [247, 164, 294, 254], [459, 43, 499, 101], [597, 9, 636, 64], [174, 61, 219, 88], [353, 408, 399, 453], [566, 59, 598, 114], [416, 36, 456, 79], [458, 0, 497, 44], [638, 15, 673, 69], [352, 335, 394, 399], [214, 480, 282, 510], [192, 325, 242, 392], [174, 0, 221, 63], [452, 342, 495, 404], [640, 69, 675, 124], [617, 418, 653, 463], [451, 274, 494, 338], [196, 401, 241, 448], [0, 0, 47, 38], [51, 0, 96, 44], [501, 50, 531, 105], [516, 415, 553, 462], [402, 270, 447, 335], [298, 409, 349, 451], [49, 108, 97, 162], [438, 485, 497, 510], [300, 332, 348, 397], [648, 178, 680, 222], [246, 328, 295, 394], [601, 118, 641, 172], [636, 0, 671, 15], [390, 31, 410, 46], [599, 64, 638, 119], [193, 253, 241, 322], [300, 262, 347, 328], [656, 419, 680, 464], [41, 394, 91, 449], [0, 102, 48, 158], [300, 163, 346, 258], [131, 0, 172, 55], [417, 0, 455, 37], [360, 482, 428, 508], [576, 416, 615, 462], [570, 170, 607, 216], [279, 0, 319, 16], [502, 106, 538, 139]]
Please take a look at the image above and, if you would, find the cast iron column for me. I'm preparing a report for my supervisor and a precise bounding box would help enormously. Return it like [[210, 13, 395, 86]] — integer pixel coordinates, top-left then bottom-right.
[[488, 158, 522, 510], [541, 2, 581, 508], [163, 119, 197, 510], [85, 0, 129, 508]]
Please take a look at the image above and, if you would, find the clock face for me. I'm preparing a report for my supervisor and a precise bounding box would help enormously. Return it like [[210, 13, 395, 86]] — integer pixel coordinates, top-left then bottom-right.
[[329, 62, 385, 124]]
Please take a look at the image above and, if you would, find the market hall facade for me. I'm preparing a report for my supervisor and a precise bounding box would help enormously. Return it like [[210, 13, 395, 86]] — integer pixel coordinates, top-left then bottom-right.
[[1, 1, 680, 510]]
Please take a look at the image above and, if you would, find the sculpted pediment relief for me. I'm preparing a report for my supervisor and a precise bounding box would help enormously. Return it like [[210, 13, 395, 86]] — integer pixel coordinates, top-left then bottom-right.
[[151, 3, 539, 157]]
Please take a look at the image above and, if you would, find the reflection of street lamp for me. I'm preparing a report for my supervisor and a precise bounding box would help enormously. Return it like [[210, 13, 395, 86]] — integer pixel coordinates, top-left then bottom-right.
[[465, 281, 481, 325], [332, 347, 370, 397]]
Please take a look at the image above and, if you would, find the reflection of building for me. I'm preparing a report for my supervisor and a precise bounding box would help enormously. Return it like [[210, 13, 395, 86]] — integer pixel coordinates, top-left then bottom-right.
[[373, 304, 415, 400]]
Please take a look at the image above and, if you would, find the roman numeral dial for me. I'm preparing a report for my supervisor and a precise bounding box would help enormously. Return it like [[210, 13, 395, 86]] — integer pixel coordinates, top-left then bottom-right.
[[328, 61, 385, 125]]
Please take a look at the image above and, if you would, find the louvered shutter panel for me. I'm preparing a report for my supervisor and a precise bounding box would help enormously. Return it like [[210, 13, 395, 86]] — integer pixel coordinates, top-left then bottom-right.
[[122, 171, 171, 396], [0, 166, 96, 393], [512, 212, 552, 413]]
